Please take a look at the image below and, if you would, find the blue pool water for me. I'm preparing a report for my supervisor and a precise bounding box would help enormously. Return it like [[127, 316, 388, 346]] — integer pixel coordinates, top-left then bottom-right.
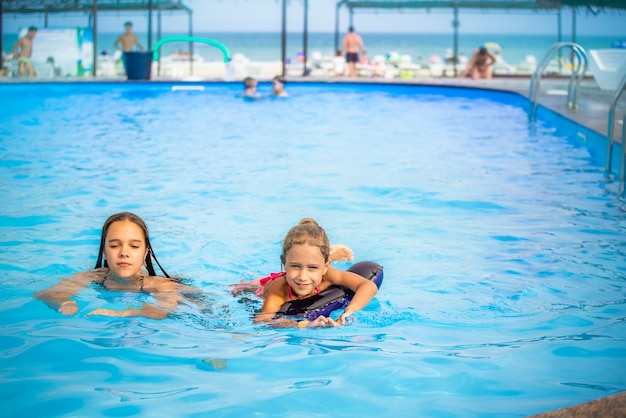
[[0, 82, 625, 417]]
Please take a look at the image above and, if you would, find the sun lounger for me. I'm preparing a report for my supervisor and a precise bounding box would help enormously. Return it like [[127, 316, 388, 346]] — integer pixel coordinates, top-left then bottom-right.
[[588, 48, 626, 91]]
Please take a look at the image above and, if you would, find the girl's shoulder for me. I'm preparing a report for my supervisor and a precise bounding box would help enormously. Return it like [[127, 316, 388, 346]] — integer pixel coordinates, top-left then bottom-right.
[[322, 266, 342, 281], [142, 275, 202, 294], [143, 275, 178, 290], [263, 274, 290, 299], [71, 268, 107, 283]]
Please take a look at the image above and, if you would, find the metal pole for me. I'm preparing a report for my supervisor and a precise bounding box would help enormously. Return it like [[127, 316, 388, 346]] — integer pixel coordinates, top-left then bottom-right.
[[619, 111, 626, 197], [188, 10, 193, 75], [157, 7, 162, 76], [334, 2, 340, 54], [452, 4, 459, 77], [158, 8, 162, 42], [0, 0, 4, 70], [148, 0, 153, 50], [557, 8, 562, 72], [281, 0, 287, 76], [92, 0, 97, 77], [571, 6, 576, 44], [571, 6, 577, 69], [303, 0, 308, 76]]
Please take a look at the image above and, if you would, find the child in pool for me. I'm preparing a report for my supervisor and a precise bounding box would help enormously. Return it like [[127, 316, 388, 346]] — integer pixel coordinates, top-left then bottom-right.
[[242, 76, 261, 98], [271, 75, 288, 97], [237, 218, 378, 328], [34, 212, 200, 320]]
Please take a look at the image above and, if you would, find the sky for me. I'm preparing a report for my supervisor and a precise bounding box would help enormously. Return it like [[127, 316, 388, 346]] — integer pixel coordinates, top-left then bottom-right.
[[2, 0, 625, 36]]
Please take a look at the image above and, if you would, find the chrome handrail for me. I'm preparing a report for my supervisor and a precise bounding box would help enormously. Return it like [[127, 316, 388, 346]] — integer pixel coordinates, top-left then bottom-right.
[[529, 42, 588, 122], [605, 72, 626, 194], [619, 110, 626, 197]]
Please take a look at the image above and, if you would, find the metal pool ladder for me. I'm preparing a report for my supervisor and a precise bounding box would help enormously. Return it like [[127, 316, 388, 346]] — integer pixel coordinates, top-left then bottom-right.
[[605, 72, 626, 197], [528, 42, 588, 123]]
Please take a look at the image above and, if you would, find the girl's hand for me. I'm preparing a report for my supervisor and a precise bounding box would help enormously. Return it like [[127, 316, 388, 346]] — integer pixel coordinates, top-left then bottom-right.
[[336, 313, 350, 325], [58, 301, 78, 316], [305, 316, 340, 328]]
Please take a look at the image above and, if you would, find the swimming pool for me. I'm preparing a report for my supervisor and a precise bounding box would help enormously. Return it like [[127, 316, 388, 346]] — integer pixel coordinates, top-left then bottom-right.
[[0, 81, 624, 417]]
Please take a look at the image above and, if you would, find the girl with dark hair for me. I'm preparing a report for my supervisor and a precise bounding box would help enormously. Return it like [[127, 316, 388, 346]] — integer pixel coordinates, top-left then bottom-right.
[[35, 212, 198, 319]]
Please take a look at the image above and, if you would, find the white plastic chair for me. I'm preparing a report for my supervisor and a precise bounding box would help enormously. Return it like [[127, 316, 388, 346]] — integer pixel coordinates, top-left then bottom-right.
[[588, 49, 626, 91]]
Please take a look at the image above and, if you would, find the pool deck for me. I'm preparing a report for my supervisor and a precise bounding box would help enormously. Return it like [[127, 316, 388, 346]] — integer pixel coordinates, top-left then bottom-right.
[[529, 391, 626, 418], [2, 74, 624, 416]]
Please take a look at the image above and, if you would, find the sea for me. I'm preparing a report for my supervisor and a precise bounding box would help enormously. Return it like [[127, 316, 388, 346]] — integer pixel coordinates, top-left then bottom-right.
[[2, 31, 624, 66]]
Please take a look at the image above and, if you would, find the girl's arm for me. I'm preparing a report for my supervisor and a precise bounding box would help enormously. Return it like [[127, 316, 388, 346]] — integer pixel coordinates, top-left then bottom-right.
[[256, 297, 337, 329], [254, 290, 301, 327], [253, 280, 327, 328], [86, 279, 198, 320], [34, 270, 100, 315], [324, 267, 378, 325]]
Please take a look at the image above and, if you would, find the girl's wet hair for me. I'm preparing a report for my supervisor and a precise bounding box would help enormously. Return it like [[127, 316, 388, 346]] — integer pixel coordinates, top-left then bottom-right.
[[281, 218, 330, 264], [94, 212, 170, 278]]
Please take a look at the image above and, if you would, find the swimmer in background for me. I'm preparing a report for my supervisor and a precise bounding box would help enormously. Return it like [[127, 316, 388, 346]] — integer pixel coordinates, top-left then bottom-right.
[[460, 46, 497, 79], [34, 212, 200, 320], [12, 26, 37, 78], [114, 21, 143, 52], [242, 76, 261, 98], [271, 75, 288, 97], [234, 218, 378, 328]]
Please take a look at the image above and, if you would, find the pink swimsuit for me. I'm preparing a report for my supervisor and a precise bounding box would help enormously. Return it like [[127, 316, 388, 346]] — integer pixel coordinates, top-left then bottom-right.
[[255, 272, 286, 297], [244, 272, 320, 300]]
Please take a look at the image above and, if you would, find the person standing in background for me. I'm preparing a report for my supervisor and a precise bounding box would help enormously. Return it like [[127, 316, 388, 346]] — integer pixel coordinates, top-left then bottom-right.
[[114, 21, 143, 52], [12, 26, 37, 77], [341, 26, 366, 78]]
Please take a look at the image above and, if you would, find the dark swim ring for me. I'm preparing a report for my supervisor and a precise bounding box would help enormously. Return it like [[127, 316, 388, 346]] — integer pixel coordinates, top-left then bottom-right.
[[276, 261, 383, 321]]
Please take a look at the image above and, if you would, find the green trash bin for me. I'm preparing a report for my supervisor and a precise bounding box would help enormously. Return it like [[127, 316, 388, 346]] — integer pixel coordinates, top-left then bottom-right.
[[123, 51, 152, 80]]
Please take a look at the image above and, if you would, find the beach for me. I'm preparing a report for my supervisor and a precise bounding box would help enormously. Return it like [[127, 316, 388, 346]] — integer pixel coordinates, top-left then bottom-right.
[[2, 31, 622, 79]]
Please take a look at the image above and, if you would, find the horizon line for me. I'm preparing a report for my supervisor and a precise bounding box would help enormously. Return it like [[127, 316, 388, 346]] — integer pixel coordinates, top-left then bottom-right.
[[3, 29, 617, 37]]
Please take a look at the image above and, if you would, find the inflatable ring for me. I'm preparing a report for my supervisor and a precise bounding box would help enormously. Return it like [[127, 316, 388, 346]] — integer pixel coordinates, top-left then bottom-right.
[[276, 261, 383, 321]]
